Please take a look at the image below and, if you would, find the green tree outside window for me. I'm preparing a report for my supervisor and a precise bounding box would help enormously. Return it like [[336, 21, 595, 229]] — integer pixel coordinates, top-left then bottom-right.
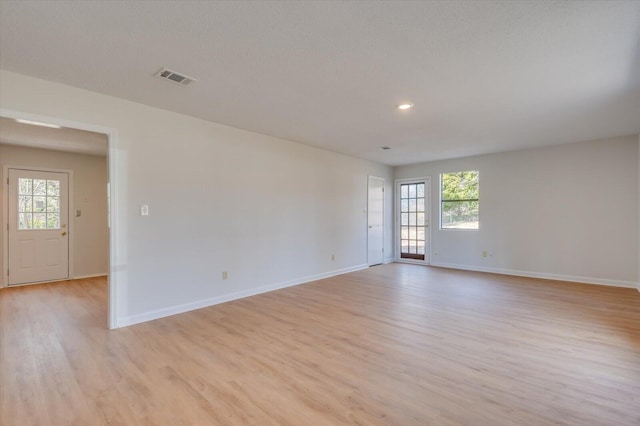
[[440, 171, 479, 229]]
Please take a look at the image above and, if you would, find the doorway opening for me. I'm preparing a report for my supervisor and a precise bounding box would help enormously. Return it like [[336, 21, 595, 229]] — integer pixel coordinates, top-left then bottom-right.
[[396, 177, 430, 264], [1, 111, 117, 329]]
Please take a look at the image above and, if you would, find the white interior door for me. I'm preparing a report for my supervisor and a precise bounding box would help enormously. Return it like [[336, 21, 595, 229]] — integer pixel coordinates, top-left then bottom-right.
[[8, 169, 69, 285], [367, 176, 384, 266]]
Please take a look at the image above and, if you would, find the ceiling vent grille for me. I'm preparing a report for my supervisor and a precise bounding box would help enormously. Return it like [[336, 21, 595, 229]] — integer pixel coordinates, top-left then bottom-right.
[[154, 67, 196, 86]]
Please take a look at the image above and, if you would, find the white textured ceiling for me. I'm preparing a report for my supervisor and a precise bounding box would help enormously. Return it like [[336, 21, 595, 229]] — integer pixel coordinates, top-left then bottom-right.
[[0, 117, 108, 156], [0, 1, 638, 166]]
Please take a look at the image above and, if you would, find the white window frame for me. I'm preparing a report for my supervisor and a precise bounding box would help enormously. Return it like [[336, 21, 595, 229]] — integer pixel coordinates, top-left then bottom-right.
[[439, 170, 479, 231]]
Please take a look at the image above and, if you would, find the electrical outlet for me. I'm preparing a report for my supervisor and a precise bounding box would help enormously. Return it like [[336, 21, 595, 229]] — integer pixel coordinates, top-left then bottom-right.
[[482, 251, 488, 258], [331, 254, 335, 261], [222, 271, 228, 280]]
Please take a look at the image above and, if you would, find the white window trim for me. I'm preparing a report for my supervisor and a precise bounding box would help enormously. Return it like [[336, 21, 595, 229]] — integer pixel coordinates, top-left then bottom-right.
[[439, 171, 480, 231]]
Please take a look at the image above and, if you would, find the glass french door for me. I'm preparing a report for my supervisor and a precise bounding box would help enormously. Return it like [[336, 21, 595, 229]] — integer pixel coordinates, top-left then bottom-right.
[[399, 181, 427, 261]]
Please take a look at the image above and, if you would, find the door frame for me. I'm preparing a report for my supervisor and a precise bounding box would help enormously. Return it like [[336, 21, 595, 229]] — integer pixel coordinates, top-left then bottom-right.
[[0, 108, 119, 329], [4, 167, 74, 285], [395, 177, 431, 265], [367, 175, 385, 266]]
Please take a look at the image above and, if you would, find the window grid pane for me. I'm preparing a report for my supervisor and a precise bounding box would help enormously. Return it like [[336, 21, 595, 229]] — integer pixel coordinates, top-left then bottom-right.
[[17, 178, 62, 230], [33, 196, 46, 212], [33, 213, 47, 229], [19, 213, 32, 229], [47, 180, 60, 196], [33, 179, 46, 195]]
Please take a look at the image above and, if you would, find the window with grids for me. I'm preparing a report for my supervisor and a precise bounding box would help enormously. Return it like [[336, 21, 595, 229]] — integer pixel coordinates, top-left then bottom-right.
[[440, 171, 479, 230], [400, 182, 426, 260], [18, 178, 61, 230]]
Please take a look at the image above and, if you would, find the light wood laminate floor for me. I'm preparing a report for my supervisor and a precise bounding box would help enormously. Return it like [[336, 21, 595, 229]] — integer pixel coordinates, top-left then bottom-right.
[[1, 264, 639, 425]]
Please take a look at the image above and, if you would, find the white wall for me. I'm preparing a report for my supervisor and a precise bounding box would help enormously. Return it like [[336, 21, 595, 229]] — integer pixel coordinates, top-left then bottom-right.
[[396, 136, 640, 287], [0, 70, 394, 327], [0, 144, 109, 279]]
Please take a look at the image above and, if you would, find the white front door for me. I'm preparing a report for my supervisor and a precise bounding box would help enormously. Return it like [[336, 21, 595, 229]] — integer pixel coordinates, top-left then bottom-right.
[[367, 176, 384, 266], [8, 169, 69, 285]]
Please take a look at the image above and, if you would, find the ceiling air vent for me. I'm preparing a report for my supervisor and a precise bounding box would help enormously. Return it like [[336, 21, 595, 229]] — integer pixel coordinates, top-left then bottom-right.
[[154, 67, 196, 86]]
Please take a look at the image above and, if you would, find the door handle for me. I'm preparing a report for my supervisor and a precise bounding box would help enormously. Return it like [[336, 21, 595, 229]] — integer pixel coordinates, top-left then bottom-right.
[[368, 225, 373, 228], [61, 231, 67, 236]]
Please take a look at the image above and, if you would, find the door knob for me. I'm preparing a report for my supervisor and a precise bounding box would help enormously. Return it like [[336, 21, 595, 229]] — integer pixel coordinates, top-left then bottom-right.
[[369, 225, 373, 228], [61, 232, 67, 236]]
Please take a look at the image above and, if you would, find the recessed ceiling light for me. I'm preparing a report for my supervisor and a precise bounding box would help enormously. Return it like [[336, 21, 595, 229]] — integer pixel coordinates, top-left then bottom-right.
[[381, 146, 391, 150], [15, 119, 62, 129], [397, 103, 414, 110]]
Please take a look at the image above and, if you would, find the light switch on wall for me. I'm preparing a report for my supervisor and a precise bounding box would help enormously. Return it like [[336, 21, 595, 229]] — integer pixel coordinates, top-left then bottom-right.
[[75, 209, 82, 217], [140, 205, 149, 216]]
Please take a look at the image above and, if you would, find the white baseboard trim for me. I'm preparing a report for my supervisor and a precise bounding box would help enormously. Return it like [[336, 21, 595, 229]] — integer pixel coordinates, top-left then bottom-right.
[[430, 261, 639, 289], [73, 273, 108, 280], [118, 264, 369, 328], [2, 273, 108, 288]]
